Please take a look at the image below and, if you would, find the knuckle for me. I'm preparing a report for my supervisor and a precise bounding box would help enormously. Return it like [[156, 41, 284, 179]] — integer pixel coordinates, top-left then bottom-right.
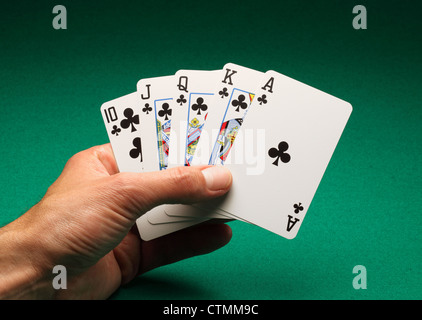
[[65, 150, 84, 167], [91, 144, 109, 161], [64, 145, 99, 168], [66, 144, 107, 163]]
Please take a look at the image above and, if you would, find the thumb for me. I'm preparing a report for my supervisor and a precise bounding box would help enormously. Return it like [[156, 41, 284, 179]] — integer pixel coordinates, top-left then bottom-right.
[[111, 165, 232, 217]]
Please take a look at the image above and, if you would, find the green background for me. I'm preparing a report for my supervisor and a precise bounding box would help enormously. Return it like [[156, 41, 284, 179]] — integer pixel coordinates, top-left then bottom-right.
[[1, 0, 420, 299]]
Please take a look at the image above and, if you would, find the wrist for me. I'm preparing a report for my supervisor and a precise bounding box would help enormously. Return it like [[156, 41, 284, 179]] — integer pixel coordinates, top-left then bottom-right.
[[0, 207, 55, 299]]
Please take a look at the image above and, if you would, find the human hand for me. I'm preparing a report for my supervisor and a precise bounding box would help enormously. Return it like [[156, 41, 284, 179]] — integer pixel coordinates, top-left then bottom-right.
[[0, 144, 232, 299]]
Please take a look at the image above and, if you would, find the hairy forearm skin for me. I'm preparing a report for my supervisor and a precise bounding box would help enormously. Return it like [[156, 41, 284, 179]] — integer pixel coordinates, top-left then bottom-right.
[[0, 205, 54, 299]]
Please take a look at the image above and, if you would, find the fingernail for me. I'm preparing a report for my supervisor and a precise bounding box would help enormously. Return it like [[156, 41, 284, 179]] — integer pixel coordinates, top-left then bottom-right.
[[201, 166, 232, 191]]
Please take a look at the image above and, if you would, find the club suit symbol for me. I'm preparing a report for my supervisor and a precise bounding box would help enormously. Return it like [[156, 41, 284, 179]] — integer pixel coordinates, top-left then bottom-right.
[[120, 108, 139, 132], [129, 137, 142, 162], [231, 94, 248, 112], [268, 141, 291, 166], [219, 87, 229, 98], [257, 94, 267, 105], [142, 103, 152, 114], [293, 203, 304, 214], [177, 94, 187, 105], [158, 103, 172, 120], [191, 97, 208, 115]]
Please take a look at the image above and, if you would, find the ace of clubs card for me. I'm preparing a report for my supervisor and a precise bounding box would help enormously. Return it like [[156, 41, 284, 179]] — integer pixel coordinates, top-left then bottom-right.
[[210, 70, 353, 239]]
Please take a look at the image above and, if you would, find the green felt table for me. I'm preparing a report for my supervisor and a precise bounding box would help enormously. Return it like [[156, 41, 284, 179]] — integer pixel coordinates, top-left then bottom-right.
[[0, 0, 420, 300]]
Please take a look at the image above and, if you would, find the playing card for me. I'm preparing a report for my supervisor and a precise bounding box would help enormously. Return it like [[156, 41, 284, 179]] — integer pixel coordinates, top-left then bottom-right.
[[135, 73, 224, 235], [100, 92, 144, 172], [147, 210, 197, 224], [141, 70, 234, 226], [191, 63, 265, 166], [183, 70, 353, 239], [137, 75, 176, 171], [153, 201, 230, 223], [164, 202, 249, 221], [165, 63, 266, 221], [135, 75, 182, 238], [100, 89, 193, 238], [146, 69, 232, 224], [136, 212, 209, 241], [169, 69, 221, 167]]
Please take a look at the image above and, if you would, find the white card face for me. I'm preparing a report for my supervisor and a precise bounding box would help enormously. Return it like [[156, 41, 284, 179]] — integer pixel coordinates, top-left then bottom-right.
[[101, 92, 144, 173], [212, 70, 352, 239], [169, 69, 221, 168], [137, 75, 176, 172], [191, 63, 265, 166]]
